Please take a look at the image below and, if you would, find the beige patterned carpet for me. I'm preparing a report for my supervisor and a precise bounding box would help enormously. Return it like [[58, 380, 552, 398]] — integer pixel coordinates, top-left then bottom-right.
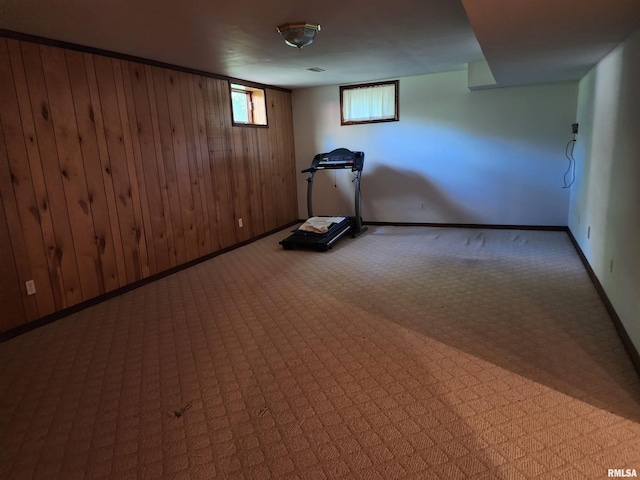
[[1, 226, 639, 479]]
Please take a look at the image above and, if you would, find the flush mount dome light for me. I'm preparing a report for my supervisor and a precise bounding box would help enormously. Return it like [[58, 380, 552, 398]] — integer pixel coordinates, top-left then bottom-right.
[[277, 22, 321, 49]]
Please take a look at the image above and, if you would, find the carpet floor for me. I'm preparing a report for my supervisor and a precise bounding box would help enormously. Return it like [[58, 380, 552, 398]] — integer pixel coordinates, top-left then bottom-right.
[[1, 226, 639, 479]]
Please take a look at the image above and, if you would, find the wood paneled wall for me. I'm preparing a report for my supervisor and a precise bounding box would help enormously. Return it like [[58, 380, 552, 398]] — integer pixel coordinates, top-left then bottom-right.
[[0, 38, 298, 333]]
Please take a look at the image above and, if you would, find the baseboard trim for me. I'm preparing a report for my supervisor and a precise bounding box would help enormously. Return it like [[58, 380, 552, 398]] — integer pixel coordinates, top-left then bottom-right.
[[363, 221, 567, 231], [0, 221, 299, 343], [565, 229, 640, 377]]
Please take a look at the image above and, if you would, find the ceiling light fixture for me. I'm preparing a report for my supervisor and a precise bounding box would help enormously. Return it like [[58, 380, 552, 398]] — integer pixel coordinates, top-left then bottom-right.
[[277, 22, 321, 49]]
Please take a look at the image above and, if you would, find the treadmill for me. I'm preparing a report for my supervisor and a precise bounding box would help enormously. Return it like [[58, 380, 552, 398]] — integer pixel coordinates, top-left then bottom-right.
[[280, 148, 367, 251]]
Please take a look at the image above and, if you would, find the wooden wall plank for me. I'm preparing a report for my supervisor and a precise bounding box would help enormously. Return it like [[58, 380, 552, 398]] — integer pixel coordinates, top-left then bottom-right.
[[7, 40, 66, 310], [282, 90, 297, 221], [93, 55, 143, 284], [0, 114, 38, 323], [0, 37, 298, 334], [242, 128, 258, 238], [180, 72, 209, 256], [191, 75, 218, 251], [268, 90, 283, 224], [271, 89, 298, 224], [128, 63, 171, 273], [0, 40, 58, 315], [143, 64, 176, 269], [269, 89, 285, 225], [215, 79, 241, 246], [199, 77, 225, 251], [164, 70, 199, 262], [117, 59, 154, 277], [245, 128, 266, 237], [0, 192, 27, 331], [202, 78, 223, 246], [256, 125, 275, 232], [64, 49, 120, 294], [230, 120, 250, 243], [83, 53, 128, 288], [20, 42, 84, 308], [267, 92, 287, 226], [238, 128, 254, 239], [40, 44, 102, 301], [265, 128, 277, 226], [151, 66, 186, 266], [205, 78, 237, 248]]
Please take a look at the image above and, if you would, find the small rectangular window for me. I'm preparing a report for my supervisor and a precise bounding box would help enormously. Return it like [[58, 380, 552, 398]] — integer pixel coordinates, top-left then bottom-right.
[[230, 83, 268, 126], [340, 80, 399, 125]]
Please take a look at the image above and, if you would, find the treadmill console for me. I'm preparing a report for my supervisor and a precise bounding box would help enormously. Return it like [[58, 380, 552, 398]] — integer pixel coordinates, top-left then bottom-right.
[[303, 148, 364, 172]]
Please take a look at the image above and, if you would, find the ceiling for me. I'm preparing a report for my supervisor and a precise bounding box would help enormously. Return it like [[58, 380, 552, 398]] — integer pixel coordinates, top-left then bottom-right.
[[1, 0, 639, 90]]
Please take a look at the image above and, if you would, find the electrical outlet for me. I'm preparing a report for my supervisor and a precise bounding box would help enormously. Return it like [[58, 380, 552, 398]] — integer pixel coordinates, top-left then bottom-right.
[[238, 218, 243, 228], [25, 280, 36, 295], [572, 123, 579, 134], [587, 226, 590, 239], [610, 258, 614, 273]]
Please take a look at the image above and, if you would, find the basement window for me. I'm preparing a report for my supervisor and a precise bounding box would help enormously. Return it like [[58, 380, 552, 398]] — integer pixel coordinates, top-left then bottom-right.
[[340, 80, 399, 125], [230, 83, 268, 126]]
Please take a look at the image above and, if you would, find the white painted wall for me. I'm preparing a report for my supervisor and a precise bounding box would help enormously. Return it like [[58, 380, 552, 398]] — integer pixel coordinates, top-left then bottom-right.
[[292, 70, 578, 226], [569, 27, 640, 353]]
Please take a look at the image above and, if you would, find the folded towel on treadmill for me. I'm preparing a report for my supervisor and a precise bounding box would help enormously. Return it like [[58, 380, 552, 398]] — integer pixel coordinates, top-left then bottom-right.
[[298, 216, 347, 234]]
